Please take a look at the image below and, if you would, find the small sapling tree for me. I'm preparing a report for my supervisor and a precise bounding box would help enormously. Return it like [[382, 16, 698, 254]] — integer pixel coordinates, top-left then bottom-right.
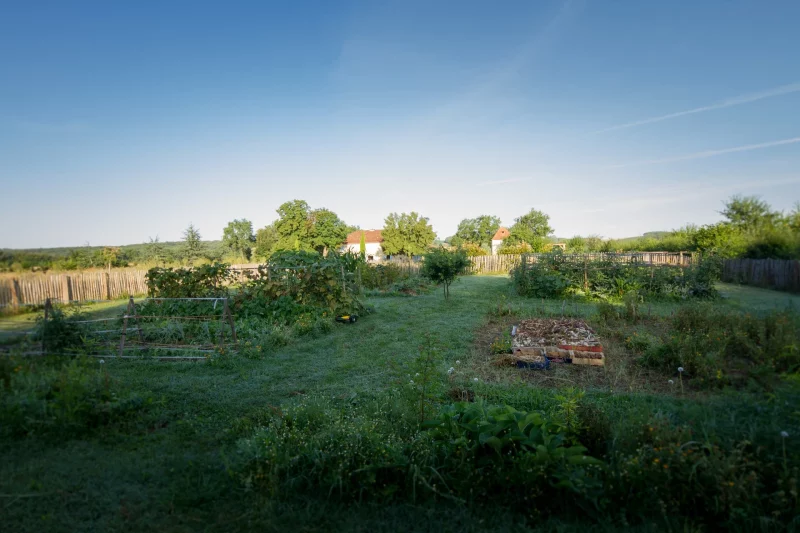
[[421, 247, 470, 300]]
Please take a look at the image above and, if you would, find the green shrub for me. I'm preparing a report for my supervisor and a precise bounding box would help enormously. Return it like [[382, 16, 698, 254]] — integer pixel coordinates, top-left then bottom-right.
[[606, 416, 798, 527], [639, 305, 800, 387], [146, 262, 233, 298], [359, 263, 406, 289], [238, 396, 603, 512], [511, 253, 719, 301]]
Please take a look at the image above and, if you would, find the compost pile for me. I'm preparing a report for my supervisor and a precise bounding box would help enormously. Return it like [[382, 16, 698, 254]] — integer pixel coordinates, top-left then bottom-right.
[[513, 318, 600, 349]]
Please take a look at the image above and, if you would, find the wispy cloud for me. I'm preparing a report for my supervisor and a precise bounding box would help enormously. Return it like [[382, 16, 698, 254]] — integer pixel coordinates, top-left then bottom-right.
[[478, 177, 532, 186], [608, 136, 800, 168], [545, 176, 800, 215], [593, 81, 800, 134]]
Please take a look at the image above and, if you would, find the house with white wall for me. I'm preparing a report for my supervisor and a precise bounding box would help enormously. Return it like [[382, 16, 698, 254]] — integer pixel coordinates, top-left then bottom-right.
[[491, 227, 510, 255], [342, 230, 385, 262]]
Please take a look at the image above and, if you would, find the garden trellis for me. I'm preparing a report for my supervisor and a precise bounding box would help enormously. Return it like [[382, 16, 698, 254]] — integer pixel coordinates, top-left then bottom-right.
[[34, 296, 239, 361]]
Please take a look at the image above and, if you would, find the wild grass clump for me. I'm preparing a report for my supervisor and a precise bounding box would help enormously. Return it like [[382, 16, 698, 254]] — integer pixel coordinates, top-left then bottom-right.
[[0, 355, 148, 439], [639, 304, 800, 388], [237, 395, 602, 512]]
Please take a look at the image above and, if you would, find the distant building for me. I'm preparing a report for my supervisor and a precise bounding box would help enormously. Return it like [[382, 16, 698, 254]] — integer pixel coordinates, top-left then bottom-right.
[[342, 230, 384, 262], [491, 227, 510, 255]]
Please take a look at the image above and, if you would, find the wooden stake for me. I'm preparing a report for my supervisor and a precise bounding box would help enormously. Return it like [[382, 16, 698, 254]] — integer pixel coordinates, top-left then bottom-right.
[[119, 299, 131, 357], [224, 298, 237, 344], [42, 298, 52, 354], [129, 296, 144, 343]]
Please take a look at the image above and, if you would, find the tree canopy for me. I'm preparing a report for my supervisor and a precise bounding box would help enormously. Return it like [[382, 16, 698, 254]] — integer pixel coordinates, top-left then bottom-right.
[[453, 215, 501, 248], [382, 212, 436, 257], [222, 219, 255, 261], [274, 200, 350, 254], [421, 247, 470, 299], [308, 208, 350, 255], [255, 224, 279, 260], [720, 195, 781, 232], [506, 208, 553, 252]]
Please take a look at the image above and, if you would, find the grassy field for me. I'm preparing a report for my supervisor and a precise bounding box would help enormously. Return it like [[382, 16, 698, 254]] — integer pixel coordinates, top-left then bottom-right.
[[1, 276, 798, 532]]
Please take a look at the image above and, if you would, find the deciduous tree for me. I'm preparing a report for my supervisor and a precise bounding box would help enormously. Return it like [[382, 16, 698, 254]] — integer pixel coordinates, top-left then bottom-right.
[[255, 224, 279, 260], [506, 208, 553, 252], [720, 195, 779, 232], [222, 219, 255, 261], [381, 212, 435, 258], [454, 215, 502, 247], [421, 247, 470, 299], [308, 208, 349, 255]]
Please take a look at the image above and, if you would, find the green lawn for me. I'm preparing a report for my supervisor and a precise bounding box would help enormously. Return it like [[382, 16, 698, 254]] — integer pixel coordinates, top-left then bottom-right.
[[718, 281, 800, 310], [1, 277, 797, 532]]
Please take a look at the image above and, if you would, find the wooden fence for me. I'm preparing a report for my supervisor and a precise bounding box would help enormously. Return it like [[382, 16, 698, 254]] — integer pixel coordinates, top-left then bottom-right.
[[722, 259, 800, 293], [467, 254, 521, 273], [0, 252, 698, 307], [523, 252, 695, 266], [0, 270, 149, 307]]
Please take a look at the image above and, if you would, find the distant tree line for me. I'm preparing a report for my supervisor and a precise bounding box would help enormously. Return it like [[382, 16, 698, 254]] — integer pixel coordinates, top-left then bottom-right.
[[2, 195, 799, 273]]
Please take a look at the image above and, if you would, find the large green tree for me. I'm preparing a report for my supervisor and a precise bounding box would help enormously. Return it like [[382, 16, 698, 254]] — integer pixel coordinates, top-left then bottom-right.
[[506, 208, 553, 252], [720, 195, 779, 232], [274, 200, 350, 253], [308, 208, 349, 255], [222, 218, 255, 261], [182, 224, 205, 266], [275, 200, 313, 250], [382, 212, 436, 257], [254, 224, 279, 260], [454, 215, 502, 248]]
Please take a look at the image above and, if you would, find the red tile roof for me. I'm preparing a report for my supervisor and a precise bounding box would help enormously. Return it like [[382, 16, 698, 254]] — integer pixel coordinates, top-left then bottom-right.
[[492, 227, 510, 241], [346, 229, 383, 244]]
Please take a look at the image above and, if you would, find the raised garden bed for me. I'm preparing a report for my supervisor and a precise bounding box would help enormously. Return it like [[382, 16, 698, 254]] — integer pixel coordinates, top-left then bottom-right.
[[509, 318, 605, 367]]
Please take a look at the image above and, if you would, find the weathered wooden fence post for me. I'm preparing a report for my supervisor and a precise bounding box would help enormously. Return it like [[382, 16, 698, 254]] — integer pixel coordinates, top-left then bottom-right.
[[61, 275, 73, 303], [11, 278, 21, 308]]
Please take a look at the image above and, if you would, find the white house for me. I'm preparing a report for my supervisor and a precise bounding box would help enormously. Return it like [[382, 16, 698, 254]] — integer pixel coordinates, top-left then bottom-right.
[[491, 227, 510, 255], [342, 229, 385, 262]]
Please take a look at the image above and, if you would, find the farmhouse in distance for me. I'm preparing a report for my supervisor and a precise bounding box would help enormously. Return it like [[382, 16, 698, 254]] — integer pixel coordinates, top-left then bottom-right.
[[491, 227, 510, 255], [342, 229, 385, 262]]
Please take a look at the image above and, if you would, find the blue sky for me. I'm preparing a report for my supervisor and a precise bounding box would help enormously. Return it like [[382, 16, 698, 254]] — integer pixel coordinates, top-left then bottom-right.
[[1, 0, 799, 248]]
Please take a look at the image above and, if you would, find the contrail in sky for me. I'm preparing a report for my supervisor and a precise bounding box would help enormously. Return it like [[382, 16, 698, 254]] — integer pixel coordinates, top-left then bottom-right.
[[594, 81, 800, 134], [608, 136, 800, 168]]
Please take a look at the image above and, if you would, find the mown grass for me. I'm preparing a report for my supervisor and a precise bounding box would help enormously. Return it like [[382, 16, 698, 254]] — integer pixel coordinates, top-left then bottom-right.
[[0, 276, 798, 532]]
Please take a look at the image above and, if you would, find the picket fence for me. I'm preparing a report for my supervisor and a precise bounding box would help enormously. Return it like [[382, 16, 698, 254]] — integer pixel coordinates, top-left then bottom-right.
[[722, 258, 800, 293]]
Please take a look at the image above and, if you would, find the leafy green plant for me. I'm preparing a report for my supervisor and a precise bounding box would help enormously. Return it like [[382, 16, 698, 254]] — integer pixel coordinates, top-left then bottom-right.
[[511, 253, 719, 301], [639, 304, 800, 388], [421, 247, 470, 299], [407, 334, 446, 425], [490, 330, 513, 354]]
